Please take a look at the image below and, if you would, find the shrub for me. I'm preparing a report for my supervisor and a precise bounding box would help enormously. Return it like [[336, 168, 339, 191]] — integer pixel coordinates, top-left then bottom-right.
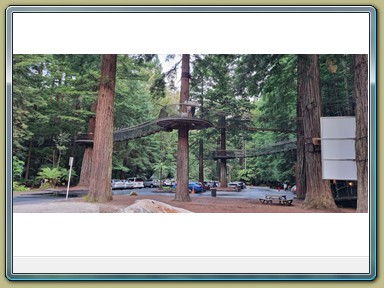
[[13, 182, 29, 192], [37, 166, 78, 188], [12, 156, 24, 181], [37, 167, 63, 188]]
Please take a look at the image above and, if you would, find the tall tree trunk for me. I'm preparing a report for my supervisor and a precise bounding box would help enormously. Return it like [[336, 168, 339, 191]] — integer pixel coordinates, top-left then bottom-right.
[[78, 147, 93, 187], [24, 139, 33, 180], [78, 116, 96, 187], [298, 55, 337, 210], [219, 115, 227, 187], [198, 76, 205, 185], [175, 54, 191, 202], [52, 148, 56, 167], [296, 57, 306, 199], [354, 54, 368, 213], [88, 54, 117, 202], [198, 139, 204, 184]]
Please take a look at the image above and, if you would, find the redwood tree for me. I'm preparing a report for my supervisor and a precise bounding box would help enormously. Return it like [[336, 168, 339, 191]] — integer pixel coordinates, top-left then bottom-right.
[[174, 54, 191, 202], [88, 55, 117, 202], [198, 139, 204, 184], [219, 115, 228, 188], [78, 115, 96, 187], [296, 57, 306, 199], [298, 54, 337, 210], [354, 54, 368, 213]]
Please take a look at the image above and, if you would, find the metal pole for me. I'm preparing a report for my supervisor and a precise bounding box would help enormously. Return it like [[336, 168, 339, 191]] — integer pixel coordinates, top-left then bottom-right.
[[66, 157, 74, 200]]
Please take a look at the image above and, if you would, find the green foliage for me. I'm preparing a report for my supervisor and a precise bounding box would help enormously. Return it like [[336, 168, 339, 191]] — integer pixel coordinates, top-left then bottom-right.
[[12, 156, 24, 181], [319, 55, 355, 116], [236, 169, 253, 182], [153, 161, 176, 180], [57, 167, 78, 183], [36, 166, 76, 188], [13, 182, 30, 192], [53, 131, 70, 168], [37, 167, 63, 188]]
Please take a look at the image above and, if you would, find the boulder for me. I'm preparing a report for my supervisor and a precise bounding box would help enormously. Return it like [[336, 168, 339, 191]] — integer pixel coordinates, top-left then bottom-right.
[[121, 199, 192, 213]]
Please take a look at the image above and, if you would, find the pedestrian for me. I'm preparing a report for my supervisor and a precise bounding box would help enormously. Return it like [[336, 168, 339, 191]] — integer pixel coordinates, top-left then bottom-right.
[[283, 183, 288, 191], [277, 185, 281, 192]]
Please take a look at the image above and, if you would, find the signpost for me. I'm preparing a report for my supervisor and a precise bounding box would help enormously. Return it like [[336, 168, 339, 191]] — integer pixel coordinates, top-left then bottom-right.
[[66, 157, 74, 200]]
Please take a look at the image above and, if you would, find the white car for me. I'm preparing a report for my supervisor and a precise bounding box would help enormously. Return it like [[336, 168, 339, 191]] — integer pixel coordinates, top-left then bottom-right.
[[111, 179, 127, 190], [144, 179, 160, 188], [228, 181, 246, 190], [162, 179, 174, 186], [127, 177, 144, 188]]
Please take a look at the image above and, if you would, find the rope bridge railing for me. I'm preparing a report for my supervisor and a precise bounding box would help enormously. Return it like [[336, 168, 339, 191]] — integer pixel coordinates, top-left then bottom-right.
[[158, 102, 203, 119], [210, 140, 297, 159], [76, 102, 212, 144], [114, 103, 211, 141], [113, 120, 167, 142]]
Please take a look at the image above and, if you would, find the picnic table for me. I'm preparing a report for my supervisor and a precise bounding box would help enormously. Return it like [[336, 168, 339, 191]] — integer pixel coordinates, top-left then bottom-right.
[[259, 194, 293, 206]]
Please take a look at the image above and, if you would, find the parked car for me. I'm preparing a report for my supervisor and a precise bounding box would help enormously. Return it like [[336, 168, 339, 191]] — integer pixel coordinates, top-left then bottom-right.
[[126, 177, 144, 188], [201, 181, 209, 191], [111, 179, 127, 190], [163, 179, 175, 186], [144, 179, 160, 188], [228, 181, 246, 190], [207, 180, 220, 189], [172, 181, 203, 193], [195, 182, 205, 192], [204, 181, 220, 189]]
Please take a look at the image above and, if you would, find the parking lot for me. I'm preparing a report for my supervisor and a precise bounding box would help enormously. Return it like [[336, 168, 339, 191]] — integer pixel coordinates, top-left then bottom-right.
[[112, 186, 296, 200], [12, 186, 296, 209]]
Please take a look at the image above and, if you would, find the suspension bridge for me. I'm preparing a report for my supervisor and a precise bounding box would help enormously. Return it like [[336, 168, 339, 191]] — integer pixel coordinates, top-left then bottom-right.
[[75, 103, 298, 158]]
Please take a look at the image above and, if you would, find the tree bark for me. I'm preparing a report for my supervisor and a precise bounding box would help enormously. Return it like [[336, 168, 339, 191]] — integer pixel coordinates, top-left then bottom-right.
[[174, 54, 191, 202], [198, 139, 204, 184], [354, 54, 368, 213], [78, 116, 96, 187], [88, 54, 117, 202], [296, 57, 306, 199], [24, 139, 33, 180], [298, 55, 337, 210], [219, 115, 227, 187]]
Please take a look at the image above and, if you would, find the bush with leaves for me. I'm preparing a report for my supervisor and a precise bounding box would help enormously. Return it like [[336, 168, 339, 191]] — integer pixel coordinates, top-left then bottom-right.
[[13, 156, 24, 181], [13, 182, 30, 192], [12, 156, 29, 191], [57, 167, 78, 185], [37, 166, 78, 188], [37, 167, 63, 188]]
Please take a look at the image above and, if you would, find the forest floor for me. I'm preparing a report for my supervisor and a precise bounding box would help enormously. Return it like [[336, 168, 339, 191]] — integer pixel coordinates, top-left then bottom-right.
[[96, 194, 355, 213], [13, 186, 356, 213]]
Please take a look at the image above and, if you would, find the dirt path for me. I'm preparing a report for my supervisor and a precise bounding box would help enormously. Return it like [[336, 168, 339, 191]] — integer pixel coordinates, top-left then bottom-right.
[[96, 194, 355, 213]]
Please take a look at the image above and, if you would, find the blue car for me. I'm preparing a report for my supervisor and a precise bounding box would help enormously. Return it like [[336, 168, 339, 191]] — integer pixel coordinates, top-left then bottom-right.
[[172, 181, 203, 193]]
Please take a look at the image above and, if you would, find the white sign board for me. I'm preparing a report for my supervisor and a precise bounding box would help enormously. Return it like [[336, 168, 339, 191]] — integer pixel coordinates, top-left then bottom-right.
[[321, 117, 357, 180]]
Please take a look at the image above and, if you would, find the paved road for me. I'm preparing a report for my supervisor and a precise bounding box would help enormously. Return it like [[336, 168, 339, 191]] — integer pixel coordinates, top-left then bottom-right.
[[13, 191, 83, 206], [13, 186, 296, 206]]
